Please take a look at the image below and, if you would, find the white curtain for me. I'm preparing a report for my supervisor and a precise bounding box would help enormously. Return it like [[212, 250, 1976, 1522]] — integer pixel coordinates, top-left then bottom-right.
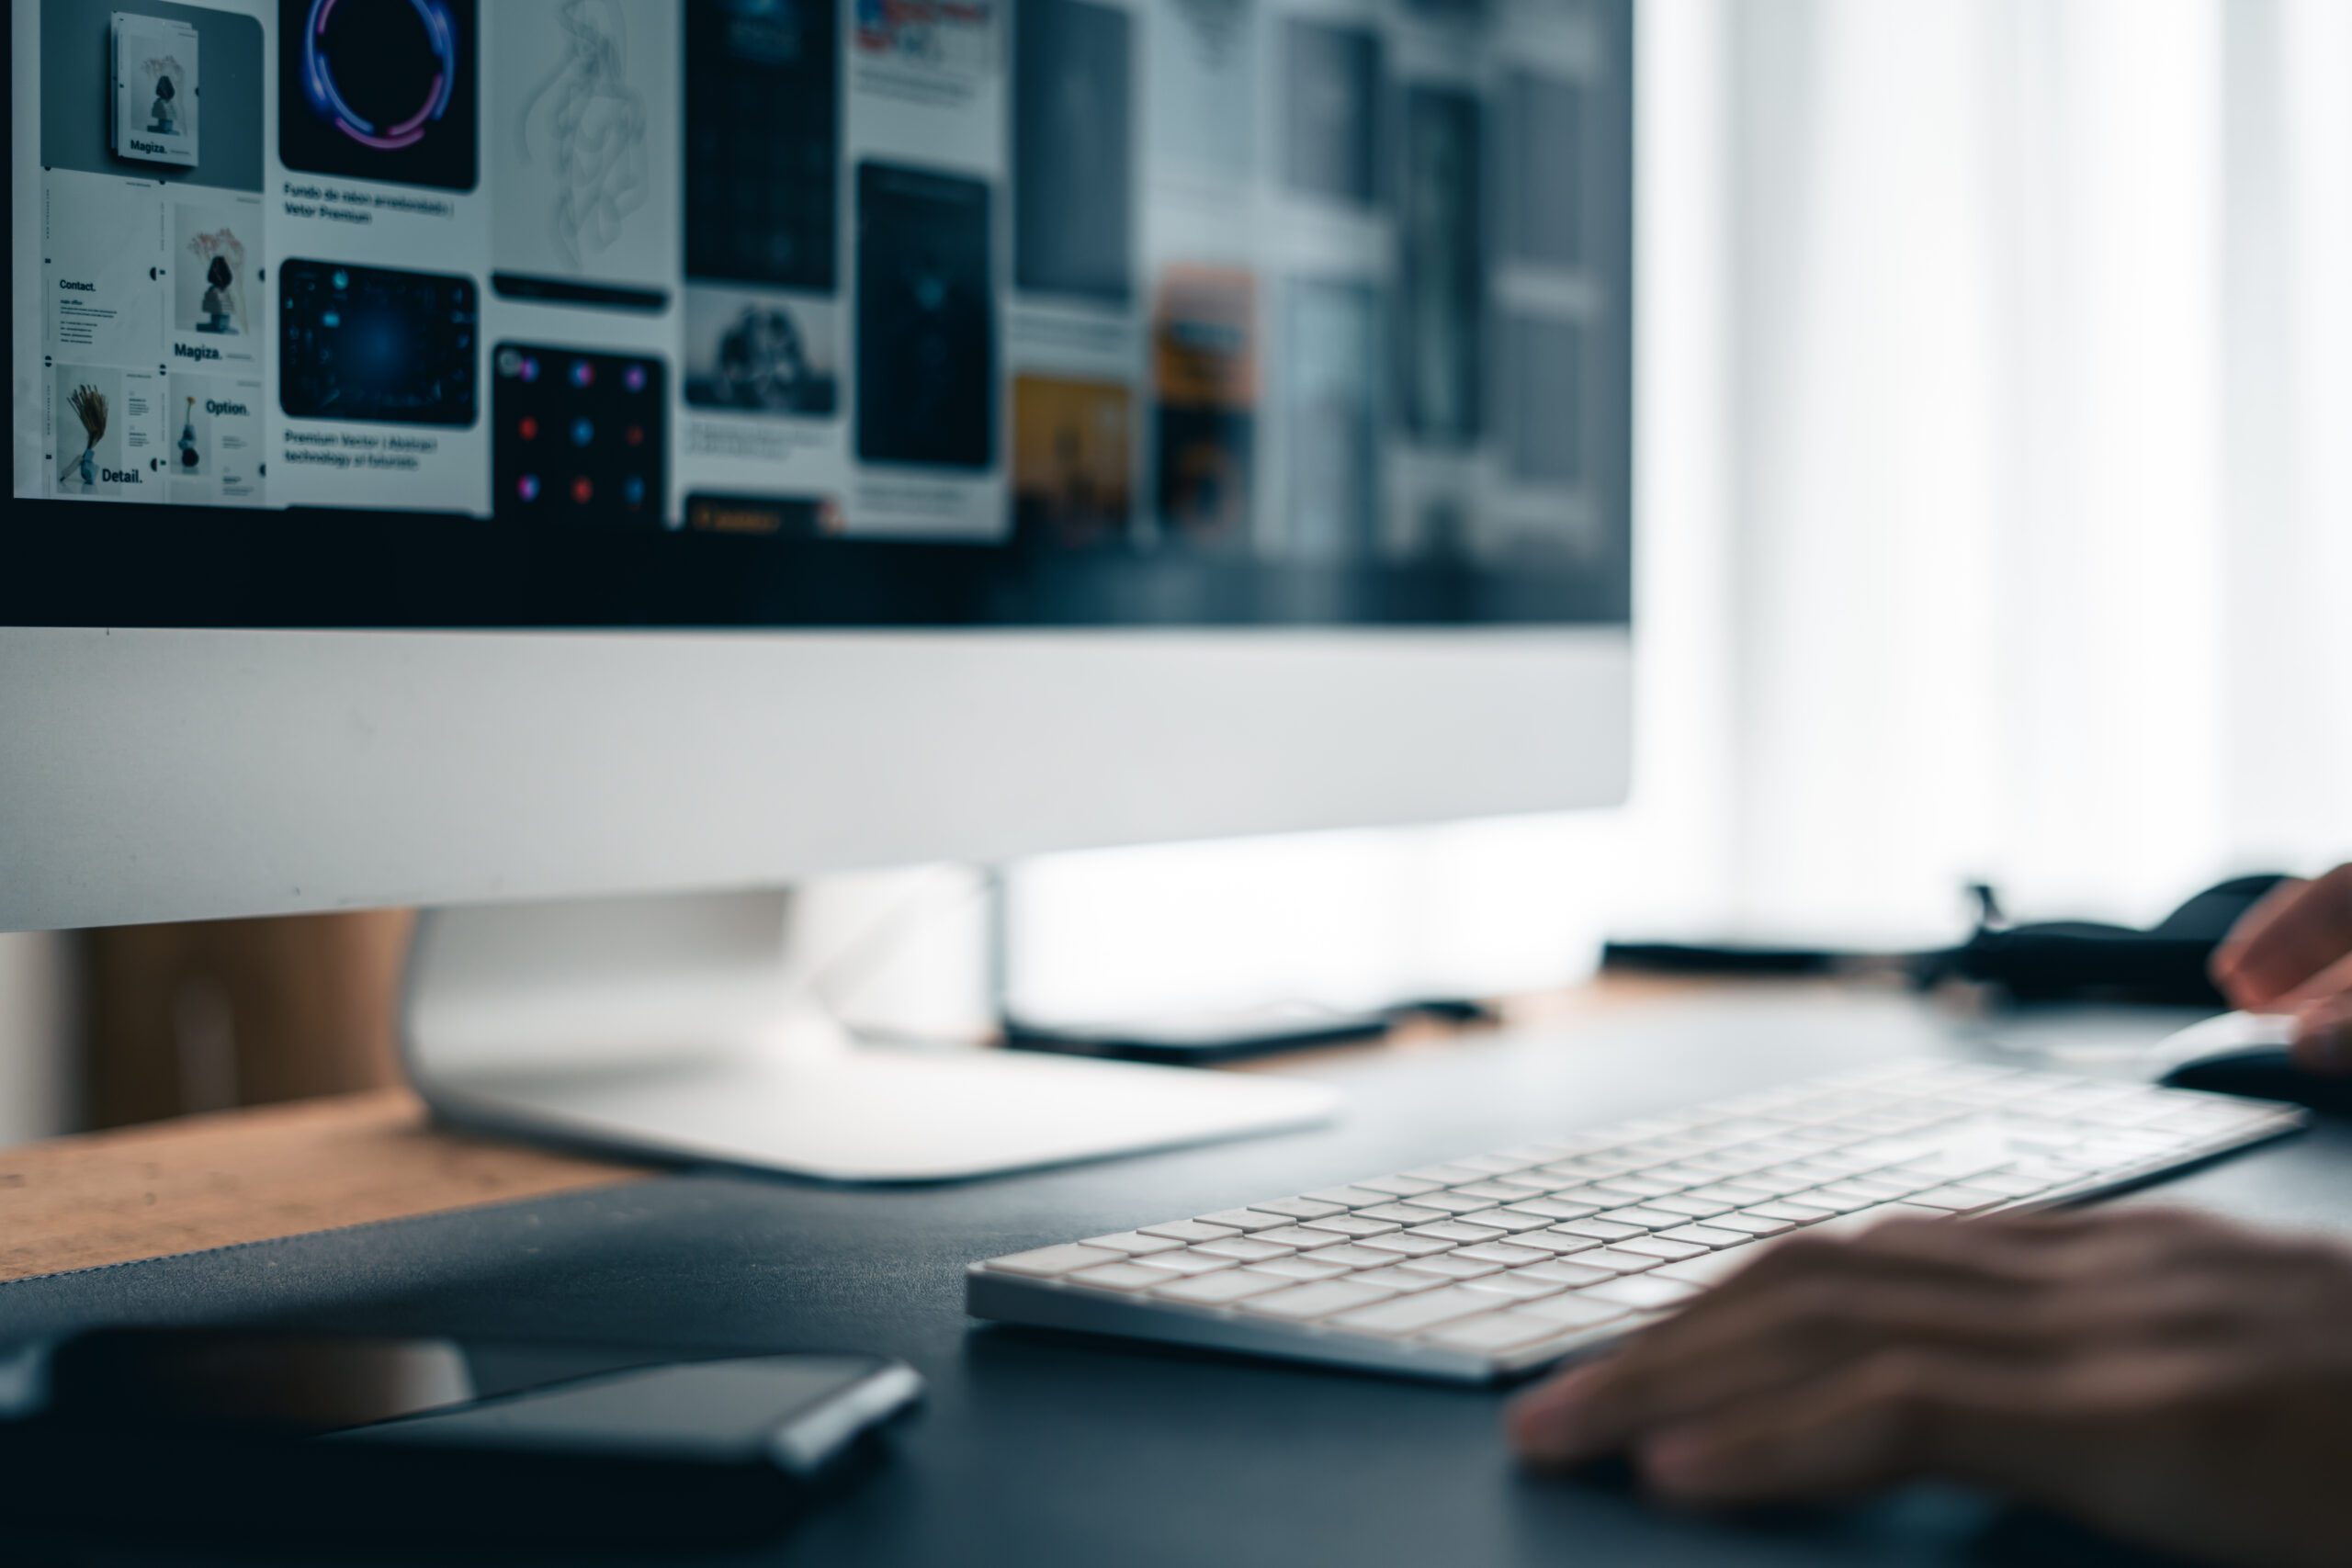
[[1008, 0, 2352, 1021], [1693, 0, 2352, 935]]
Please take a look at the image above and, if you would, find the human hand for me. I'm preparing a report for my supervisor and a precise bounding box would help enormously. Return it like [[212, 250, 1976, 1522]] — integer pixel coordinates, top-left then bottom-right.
[[2212, 867, 2352, 1073], [1509, 1208, 2352, 1568]]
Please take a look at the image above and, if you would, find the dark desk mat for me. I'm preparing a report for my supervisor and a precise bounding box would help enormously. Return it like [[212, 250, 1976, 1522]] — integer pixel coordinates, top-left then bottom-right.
[[12, 995, 2333, 1567]]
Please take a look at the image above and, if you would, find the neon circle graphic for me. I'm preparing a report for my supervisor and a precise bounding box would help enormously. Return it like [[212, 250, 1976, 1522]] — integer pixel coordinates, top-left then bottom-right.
[[301, 0, 459, 152]]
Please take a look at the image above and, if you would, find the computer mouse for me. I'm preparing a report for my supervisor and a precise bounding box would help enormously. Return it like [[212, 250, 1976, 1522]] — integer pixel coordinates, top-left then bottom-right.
[[2158, 1013, 2352, 1115]]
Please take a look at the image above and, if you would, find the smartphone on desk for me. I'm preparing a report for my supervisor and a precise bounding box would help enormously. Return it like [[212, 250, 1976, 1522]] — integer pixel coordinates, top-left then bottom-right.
[[0, 1328, 921, 1551]]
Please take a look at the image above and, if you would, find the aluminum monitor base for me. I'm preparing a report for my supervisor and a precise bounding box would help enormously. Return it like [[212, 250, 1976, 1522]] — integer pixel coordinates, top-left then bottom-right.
[[401, 891, 1340, 1184]]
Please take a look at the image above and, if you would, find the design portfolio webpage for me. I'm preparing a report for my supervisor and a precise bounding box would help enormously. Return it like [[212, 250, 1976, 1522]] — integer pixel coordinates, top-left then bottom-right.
[[10, 0, 1623, 570]]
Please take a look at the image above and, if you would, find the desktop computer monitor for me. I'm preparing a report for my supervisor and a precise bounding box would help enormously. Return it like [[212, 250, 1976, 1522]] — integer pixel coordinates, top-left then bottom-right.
[[1, 0, 1634, 1179]]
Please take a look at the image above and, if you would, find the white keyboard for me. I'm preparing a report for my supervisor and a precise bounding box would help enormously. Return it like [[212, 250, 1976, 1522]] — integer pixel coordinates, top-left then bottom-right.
[[967, 1059, 2304, 1383]]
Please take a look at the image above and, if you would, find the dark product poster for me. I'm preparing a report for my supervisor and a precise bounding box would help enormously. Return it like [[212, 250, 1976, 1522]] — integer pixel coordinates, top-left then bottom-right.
[[1500, 71, 1588, 271], [42, 0, 266, 192], [853, 0, 1001, 72], [278, 258, 480, 425], [855, 163, 994, 470], [684, 0, 839, 291], [492, 344, 667, 525], [1399, 86, 1482, 447], [174, 204, 256, 343], [1153, 265, 1255, 547], [1283, 278, 1382, 558], [686, 492, 842, 536], [277, 0, 479, 191], [112, 11, 201, 169], [684, 288, 840, 416], [1012, 376, 1132, 547], [1014, 0, 1132, 303], [1281, 18, 1381, 209], [1500, 310, 1587, 486], [1149, 0, 1252, 181]]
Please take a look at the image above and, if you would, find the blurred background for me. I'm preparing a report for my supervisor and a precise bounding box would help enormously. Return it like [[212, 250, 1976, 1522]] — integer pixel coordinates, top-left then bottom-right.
[[4, 0, 2346, 1146]]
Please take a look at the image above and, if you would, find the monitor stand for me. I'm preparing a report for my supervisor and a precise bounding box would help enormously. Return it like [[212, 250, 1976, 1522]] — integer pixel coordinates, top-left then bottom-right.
[[400, 890, 1340, 1184]]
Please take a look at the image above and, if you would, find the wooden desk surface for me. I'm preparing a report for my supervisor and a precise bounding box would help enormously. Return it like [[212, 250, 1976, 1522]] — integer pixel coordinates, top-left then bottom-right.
[[0, 1091, 645, 1284], [0, 977, 1726, 1287]]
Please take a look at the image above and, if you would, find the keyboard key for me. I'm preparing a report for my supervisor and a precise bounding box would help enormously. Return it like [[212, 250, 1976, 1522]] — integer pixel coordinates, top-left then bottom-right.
[[1596, 1207, 1688, 1230], [1409, 1191, 1505, 1215], [1514, 1292, 1631, 1330], [1149, 1269, 1290, 1306], [1645, 1165, 1732, 1190], [1503, 1198, 1602, 1221], [1081, 1231, 1185, 1257], [1819, 1175, 1926, 1202], [1497, 1142, 1593, 1164], [1551, 1218, 1645, 1243], [1652, 1245, 1765, 1287], [1707, 1211, 1795, 1236], [1580, 1275, 1702, 1311], [1422, 1311, 1567, 1352], [1330, 1286, 1499, 1337], [1559, 1152, 1649, 1176], [1304, 1186, 1402, 1208], [1657, 1224, 1749, 1249], [1298, 1244, 1397, 1269], [1809, 1202, 1956, 1236], [1139, 1220, 1241, 1243], [1355, 1232, 1455, 1258], [1196, 1209, 1292, 1232], [1776, 1158, 1864, 1186], [1512, 1258, 1616, 1289], [1452, 1242, 1549, 1266], [1544, 1184, 1621, 1205], [1299, 1213, 1406, 1239], [1242, 1280, 1401, 1320], [1253, 1225, 1371, 1250], [1701, 1179, 1803, 1203], [1070, 1262, 1178, 1291], [1611, 1235, 1708, 1261], [1353, 1265, 1450, 1293], [1645, 1194, 1734, 1220], [1463, 1208, 1558, 1234], [1589, 1175, 1683, 1201], [1901, 1150, 2014, 1182], [1251, 1197, 1348, 1221], [1779, 1187, 1871, 1215], [1408, 1221, 1510, 1244], [1351, 1175, 1445, 1198], [1397, 1253, 1503, 1283], [1506, 1231, 1600, 1257], [1571, 1247, 1668, 1274], [1960, 1170, 2058, 1200], [1355, 1202, 1450, 1225], [1743, 1201, 1837, 1224], [1449, 1181, 1536, 1201], [1462, 1271, 1568, 1301], [1134, 1249, 1239, 1276], [1405, 1165, 1496, 1185], [1900, 1185, 2007, 1213], [986, 1243, 1125, 1278], [1192, 1236, 1297, 1261], [1453, 1152, 1547, 1174], [1247, 1256, 1354, 1280]]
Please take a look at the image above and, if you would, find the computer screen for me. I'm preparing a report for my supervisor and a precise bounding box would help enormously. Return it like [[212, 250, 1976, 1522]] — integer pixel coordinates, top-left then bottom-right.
[[6, 0, 1631, 627]]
